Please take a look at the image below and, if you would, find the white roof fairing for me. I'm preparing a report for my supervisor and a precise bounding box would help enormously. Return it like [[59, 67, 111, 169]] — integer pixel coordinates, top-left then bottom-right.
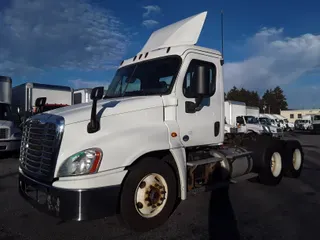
[[139, 11, 208, 53]]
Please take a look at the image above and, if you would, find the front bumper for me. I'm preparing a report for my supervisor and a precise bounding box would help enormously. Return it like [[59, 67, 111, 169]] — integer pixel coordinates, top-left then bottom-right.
[[19, 172, 121, 221], [0, 139, 21, 151]]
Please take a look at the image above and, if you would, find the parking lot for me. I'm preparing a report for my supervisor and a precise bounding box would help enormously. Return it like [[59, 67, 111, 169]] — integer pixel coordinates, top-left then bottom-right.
[[1, 132, 320, 240]]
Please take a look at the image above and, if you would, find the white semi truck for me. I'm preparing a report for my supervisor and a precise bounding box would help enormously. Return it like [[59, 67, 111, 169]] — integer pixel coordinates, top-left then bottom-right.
[[18, 12, 304, 232], [12, 82, 73, 121], [0, 76, 22, 153]]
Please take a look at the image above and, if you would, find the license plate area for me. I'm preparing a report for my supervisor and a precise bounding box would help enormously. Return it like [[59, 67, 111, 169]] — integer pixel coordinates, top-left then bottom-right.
[[20, 180, 60, 215]]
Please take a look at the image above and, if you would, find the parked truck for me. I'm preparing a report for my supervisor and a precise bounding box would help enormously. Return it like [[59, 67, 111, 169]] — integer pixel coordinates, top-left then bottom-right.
[[12, 83, 73, 121], [73, 88, 92, 104], [301, 114, 320, 133], [18, 12, 304, 232], [74, 88, 109, 104], [0, 76, 22, 153], [225, 101, 269, 134], [246, 106, 259, 117]]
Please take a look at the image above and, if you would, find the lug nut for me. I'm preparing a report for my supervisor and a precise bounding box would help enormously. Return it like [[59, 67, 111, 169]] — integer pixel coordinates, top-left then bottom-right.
[[139, 181, 146, 189], [136, 202, 143, 209]]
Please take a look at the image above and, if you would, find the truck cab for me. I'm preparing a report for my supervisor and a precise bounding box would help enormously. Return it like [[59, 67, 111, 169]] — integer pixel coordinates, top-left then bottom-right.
[[258, 116, 282, 138], [0, 102, 21, 152], [236, 115, 270, 135], [0, 76, 21, 153]]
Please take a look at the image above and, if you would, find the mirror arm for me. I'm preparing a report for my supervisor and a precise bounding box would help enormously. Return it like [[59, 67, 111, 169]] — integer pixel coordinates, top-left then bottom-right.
[[194, 96, 204, 111]]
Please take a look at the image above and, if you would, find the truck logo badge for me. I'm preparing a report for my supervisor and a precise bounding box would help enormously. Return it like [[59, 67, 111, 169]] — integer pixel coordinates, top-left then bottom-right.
[[183, 135, 189, 142]]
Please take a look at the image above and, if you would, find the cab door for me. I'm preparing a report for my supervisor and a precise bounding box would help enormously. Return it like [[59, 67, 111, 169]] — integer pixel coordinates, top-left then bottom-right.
[[176, 53, 223, 147]]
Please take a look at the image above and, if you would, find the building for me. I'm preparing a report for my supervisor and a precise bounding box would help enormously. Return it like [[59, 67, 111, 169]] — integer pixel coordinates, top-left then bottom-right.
[[280, 109, 320, 122]]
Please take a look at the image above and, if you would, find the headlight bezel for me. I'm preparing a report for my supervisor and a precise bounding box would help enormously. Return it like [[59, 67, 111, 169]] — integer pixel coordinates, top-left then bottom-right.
[[57, 148, 103, 177]]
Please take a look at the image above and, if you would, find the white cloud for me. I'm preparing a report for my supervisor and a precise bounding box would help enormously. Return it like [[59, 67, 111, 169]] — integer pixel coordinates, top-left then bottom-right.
[[0, 0, 132, 78], [68, 79, 109, 89], [224, 28, 320, 91], [142, 5, 161, 18], [142, 20, 159, 29]]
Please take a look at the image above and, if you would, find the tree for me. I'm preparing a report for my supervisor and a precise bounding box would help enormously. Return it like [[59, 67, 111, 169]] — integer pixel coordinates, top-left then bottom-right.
[[261, 86, 288, 114], [225, 86, 288, 113], [226, 86, 260, 108]]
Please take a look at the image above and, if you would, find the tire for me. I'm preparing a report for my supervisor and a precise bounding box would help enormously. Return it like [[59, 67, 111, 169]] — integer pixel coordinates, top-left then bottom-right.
[[283, 140, 304, 178], [119, 157, 178, 232], [258, 140, 285, 186]]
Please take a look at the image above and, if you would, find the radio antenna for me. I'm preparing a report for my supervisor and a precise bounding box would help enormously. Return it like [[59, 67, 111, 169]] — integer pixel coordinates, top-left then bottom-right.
[[221, 10, 224, 58]]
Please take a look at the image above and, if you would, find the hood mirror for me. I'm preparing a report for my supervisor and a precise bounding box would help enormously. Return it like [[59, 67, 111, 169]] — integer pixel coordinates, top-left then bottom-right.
[[88, 86, 104, 134]]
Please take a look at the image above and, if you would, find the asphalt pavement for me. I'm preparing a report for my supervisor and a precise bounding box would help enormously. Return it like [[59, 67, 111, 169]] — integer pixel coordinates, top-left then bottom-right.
[[1, 132, 320, 240]]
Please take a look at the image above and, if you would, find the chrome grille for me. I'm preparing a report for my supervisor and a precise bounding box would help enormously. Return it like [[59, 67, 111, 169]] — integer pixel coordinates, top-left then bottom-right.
[[0, 128, 9, 139], [19, 114, 64, 182]]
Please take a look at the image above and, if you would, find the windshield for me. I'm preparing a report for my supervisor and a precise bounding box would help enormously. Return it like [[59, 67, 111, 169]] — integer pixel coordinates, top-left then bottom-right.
[[244, 116, 259, 124], [0, 103, 13, 121], [314, 115, 320, 121], [104, 56, 181, 99], [259, 117, 271, 125]]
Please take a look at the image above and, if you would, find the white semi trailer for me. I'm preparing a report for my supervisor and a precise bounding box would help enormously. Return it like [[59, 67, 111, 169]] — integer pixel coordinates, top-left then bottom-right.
[[18, 12, 304, 232], [0, 76, 21, 153]]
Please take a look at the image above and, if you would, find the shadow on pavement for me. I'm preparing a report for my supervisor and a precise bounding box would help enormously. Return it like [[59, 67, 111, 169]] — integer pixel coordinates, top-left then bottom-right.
[[208, 185, 241, 240], [208, 167, 241, 240], [0, 171, 18, 180], [0, 151, 20, 160]]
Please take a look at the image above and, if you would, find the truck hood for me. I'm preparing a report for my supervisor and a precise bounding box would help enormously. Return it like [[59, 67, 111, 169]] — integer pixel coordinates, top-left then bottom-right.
[[45, 96, 164, 125], [0, 120, 13, 128]]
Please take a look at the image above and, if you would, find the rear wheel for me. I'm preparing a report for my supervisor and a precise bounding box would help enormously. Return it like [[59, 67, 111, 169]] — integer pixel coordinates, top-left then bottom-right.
[[119, 157, 178, 232], [283, 140, 304, 178], [258, 141, 284, 186]]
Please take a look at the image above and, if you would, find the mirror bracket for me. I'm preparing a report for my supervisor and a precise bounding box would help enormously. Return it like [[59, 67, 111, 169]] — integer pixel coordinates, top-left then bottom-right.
[[185, 96, 204, 113], [87, 86, 104, 134]]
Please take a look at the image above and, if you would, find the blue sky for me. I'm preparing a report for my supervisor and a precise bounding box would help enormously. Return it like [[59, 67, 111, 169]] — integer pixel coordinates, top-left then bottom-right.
[[0, 0, 319, 108]]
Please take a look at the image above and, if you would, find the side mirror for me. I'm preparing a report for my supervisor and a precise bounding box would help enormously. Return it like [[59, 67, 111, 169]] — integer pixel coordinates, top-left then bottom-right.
[[90, 87, 104, 100], [185, 65, 211, 113], [194, 65, 211, 97], [35, 97, 47, 107], [88, 86, 104, 133]]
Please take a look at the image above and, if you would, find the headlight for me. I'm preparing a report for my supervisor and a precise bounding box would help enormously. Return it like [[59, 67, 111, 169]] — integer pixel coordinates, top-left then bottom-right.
[[58, 148, 103, 177]]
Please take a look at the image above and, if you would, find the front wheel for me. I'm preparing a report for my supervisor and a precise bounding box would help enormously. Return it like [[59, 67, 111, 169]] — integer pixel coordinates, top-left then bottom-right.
[[119, 157, 178, 232]]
